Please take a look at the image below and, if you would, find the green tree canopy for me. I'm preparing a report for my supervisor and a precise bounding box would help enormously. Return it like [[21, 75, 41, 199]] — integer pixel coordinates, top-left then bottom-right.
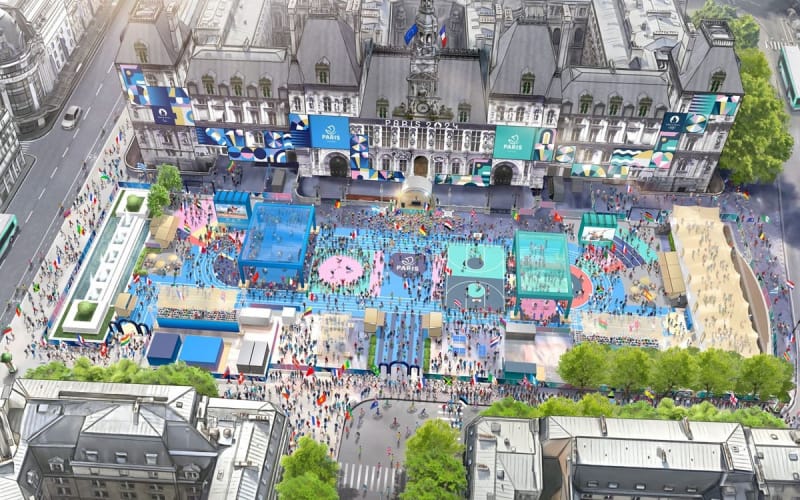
[[650, 347, 697, 395], [402, 419, 466, 500], [278, 436, 338, 488], [481, 396, 541, 418], [690, 0, 759, 50], [695, 349, 740, 395], [24, 358, 219, 397], [275, 471, 338, 500], [156, 164, 183, 193], [607, 346, 652, 397], [719, 72, 794, 184], [736, 354, 793, 398], [556, 342, 608, 390], [147, 183, 170, 218]]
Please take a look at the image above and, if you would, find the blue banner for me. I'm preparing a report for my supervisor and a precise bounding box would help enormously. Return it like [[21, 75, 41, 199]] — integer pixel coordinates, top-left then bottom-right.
[[404, 24, 419, 45], [309, 115, 351, 150]]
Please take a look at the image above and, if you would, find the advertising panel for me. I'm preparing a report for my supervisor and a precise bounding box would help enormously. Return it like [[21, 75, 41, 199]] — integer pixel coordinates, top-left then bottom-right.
[[350, 134, 369, 170], [493, 125, 535, 160], [289, 113, 311, 147], [660, 113, 687, 133], [532, 128, 556, 161], [215, 203, 249, 220], [610, 148, 652, 169], [580, 226, 617, 243], [196, 128, 293, 163], [120, 65, 194, 126], [309, 115, 351, 150]]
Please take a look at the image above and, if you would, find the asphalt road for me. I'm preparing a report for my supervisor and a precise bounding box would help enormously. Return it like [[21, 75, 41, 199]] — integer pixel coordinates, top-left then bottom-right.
[[0, 0, 132, 323]]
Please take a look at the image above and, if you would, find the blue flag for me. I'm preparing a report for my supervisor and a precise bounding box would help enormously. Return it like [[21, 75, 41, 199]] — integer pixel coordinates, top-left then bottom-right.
[[404, 24, 419, 45], [370, 400, 379, 409]]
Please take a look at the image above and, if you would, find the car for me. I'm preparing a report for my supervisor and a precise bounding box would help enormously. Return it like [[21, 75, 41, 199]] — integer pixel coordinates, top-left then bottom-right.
[[61, 105, 82, 130]]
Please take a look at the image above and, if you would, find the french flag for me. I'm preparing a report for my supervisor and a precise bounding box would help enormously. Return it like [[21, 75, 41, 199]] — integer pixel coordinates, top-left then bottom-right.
[[489, 336, 501, 348], [787, 280, 795, 290], [470, 373, 477, 386], [439, 24, 447, 48]]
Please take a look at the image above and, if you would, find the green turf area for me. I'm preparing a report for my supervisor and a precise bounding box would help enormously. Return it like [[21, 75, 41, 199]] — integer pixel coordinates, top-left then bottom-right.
[[423, 337, 431, 373], [133, 247, 161, 277], [367, 334, 377, 370], [52, 307, 114, 341]]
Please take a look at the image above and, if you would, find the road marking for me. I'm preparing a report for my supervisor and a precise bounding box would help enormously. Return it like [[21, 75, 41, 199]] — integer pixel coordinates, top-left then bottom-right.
[[38, 187, 46, 200], [96, 83, 103, 96], [72, 127, 80, 139], [62, 147, 69, 158], [107, 61, 114, 74], [50, 166, 58, 179], [24, 210, 32, 224], [85, 106, 91, 119]]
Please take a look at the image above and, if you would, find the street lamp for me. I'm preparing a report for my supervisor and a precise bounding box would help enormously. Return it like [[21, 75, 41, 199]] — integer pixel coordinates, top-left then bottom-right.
[[0, 352, 16, 374]]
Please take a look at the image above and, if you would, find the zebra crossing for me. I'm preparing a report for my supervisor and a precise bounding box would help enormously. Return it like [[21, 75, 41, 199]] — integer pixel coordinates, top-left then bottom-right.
[[338, 462, 397, 493], [766, 40, 795, 51], [19, 141, 33, 154]]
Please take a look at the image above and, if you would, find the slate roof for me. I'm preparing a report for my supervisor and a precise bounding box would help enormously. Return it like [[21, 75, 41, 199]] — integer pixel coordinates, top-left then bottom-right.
[[116, 6, 187, 66], [490, 22, 556, 97], [361, 52, 487, 122], [561, 67, 671, 110], [186, 47, 290, 88], [295, 17, 360, 87], [679, 22, 743, 94]]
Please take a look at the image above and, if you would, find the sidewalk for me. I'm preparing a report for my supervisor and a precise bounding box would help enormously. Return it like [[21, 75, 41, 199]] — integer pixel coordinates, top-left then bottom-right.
[[4, 110, 136, 374]]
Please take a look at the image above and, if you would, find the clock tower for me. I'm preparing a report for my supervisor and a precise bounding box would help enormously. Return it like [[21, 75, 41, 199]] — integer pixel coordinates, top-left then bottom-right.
[[407, 0, 442, 118]]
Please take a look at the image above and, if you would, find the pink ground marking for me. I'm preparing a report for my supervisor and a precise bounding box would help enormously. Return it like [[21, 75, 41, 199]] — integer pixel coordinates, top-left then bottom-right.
[[520, 299, 557, 321], [318, 255, 364, 287], [369, 251, 384, 296], [430, 254, 444, 300]]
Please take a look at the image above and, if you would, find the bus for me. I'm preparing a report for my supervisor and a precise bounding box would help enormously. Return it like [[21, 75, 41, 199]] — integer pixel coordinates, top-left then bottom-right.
[[0, 214, 19, 261], [778, 45, 800, 110]]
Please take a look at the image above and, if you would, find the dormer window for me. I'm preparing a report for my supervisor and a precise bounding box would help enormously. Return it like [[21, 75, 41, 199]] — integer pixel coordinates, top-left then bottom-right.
[[710, 71, 725, 93], [377, 98, 389, 119], [608, 96, 623, 116], [145, 453, 158, 466], [259, 78, 272, 98], [231, 77, 243, 97], [637, 97, 652, 117], [134, 41, 148, 64], [48, 457, 65, 472], [85, 450, 98, 462], [458, 103, 471, 122], [202, 75, 215, 95], [520, 72, 534, 95], [316, 59, 330, 84], [579, 94, 593, 114]]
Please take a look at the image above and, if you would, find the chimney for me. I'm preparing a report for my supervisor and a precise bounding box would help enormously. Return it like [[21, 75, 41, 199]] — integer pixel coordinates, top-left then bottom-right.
[[133, 400, 141, 426], [557, 7, 573, 74]]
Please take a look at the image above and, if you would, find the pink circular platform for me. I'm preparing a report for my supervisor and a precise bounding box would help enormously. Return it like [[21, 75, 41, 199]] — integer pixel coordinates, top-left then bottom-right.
[[318, 255, 364, 287]]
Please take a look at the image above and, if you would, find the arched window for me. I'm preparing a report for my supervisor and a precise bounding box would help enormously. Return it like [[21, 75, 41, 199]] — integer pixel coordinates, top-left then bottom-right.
[[579, 94, 593, 114], [451, 160, 461, 175], [202, 75, 215, 95], [134, 42, 148, 64], [458, 103, 471, 122], [316, 60, 330, 84], [546, 110, 555, 124], [637, 97, 652, 117], [574, 28, 584, 44], [292, 96, 301, 111], [495, 106, 505, 121], [342, 98, 352, 113], [377, 98, 389, 119], [187, 82, 198, 96], [231, 76, 243, 97], [322, 97, 332, 112], [515, 107, 525, 122], [608, 96, 623, 116], [552, 28, 561, 46], [520, 72, 534, 95], [259, 78, 272, 98], [710, 71, 725, 93]]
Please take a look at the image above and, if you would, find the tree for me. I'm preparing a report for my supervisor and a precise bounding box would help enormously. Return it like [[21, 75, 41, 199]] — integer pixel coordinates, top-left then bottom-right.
[[650, 347, 696, 396], [738, 48, 771, 80], [148, 183, 170, 218], [576, 392, 615, 417], [275, 472, 338, 500], [695, 349, 739, 395], [538, 396, 579, 416], [736, 354, 793, 398], [24, 358, 219, 398], [279, 436, 338, 488], [607, 346, 652, 397], [556, 342, 608, 391], [402, 419, 466, 500], [691, 0, 759, 50], [719, 73, 794, 184], [481, 397, 541, 418], [156, 164, 183, 194]]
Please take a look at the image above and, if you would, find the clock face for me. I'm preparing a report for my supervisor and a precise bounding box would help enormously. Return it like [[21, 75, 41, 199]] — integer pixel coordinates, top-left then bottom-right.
[[417, 102, 430, 114]]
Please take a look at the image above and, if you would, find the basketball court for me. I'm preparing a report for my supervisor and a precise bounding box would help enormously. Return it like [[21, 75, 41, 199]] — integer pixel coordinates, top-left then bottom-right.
[[444, 243, 506, 311]]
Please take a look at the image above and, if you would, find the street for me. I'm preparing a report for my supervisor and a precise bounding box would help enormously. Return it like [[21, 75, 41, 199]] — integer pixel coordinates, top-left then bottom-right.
[[0, 0, 132, 326]]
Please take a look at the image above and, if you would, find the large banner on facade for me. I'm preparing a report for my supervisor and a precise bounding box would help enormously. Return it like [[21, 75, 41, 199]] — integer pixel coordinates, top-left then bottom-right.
[[309, 115, 351, 149], [119, 65, 194, 126], [289, 113, 311, 148], [493, 125, 535, 160], [196, 128, 293, 162]]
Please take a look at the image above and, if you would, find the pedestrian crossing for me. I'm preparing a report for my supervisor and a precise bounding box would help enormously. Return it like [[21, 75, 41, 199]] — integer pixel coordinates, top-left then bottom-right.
[[20, 141, 33, 154], [766, 40, 795, 51], [338, 462, 396, 493]]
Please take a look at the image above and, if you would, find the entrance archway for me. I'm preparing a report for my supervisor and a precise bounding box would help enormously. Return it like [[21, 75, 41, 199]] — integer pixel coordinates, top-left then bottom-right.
[[492, 162, 514, 185], [413, 156, 429, 177], [329, 154, 349, 178]]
